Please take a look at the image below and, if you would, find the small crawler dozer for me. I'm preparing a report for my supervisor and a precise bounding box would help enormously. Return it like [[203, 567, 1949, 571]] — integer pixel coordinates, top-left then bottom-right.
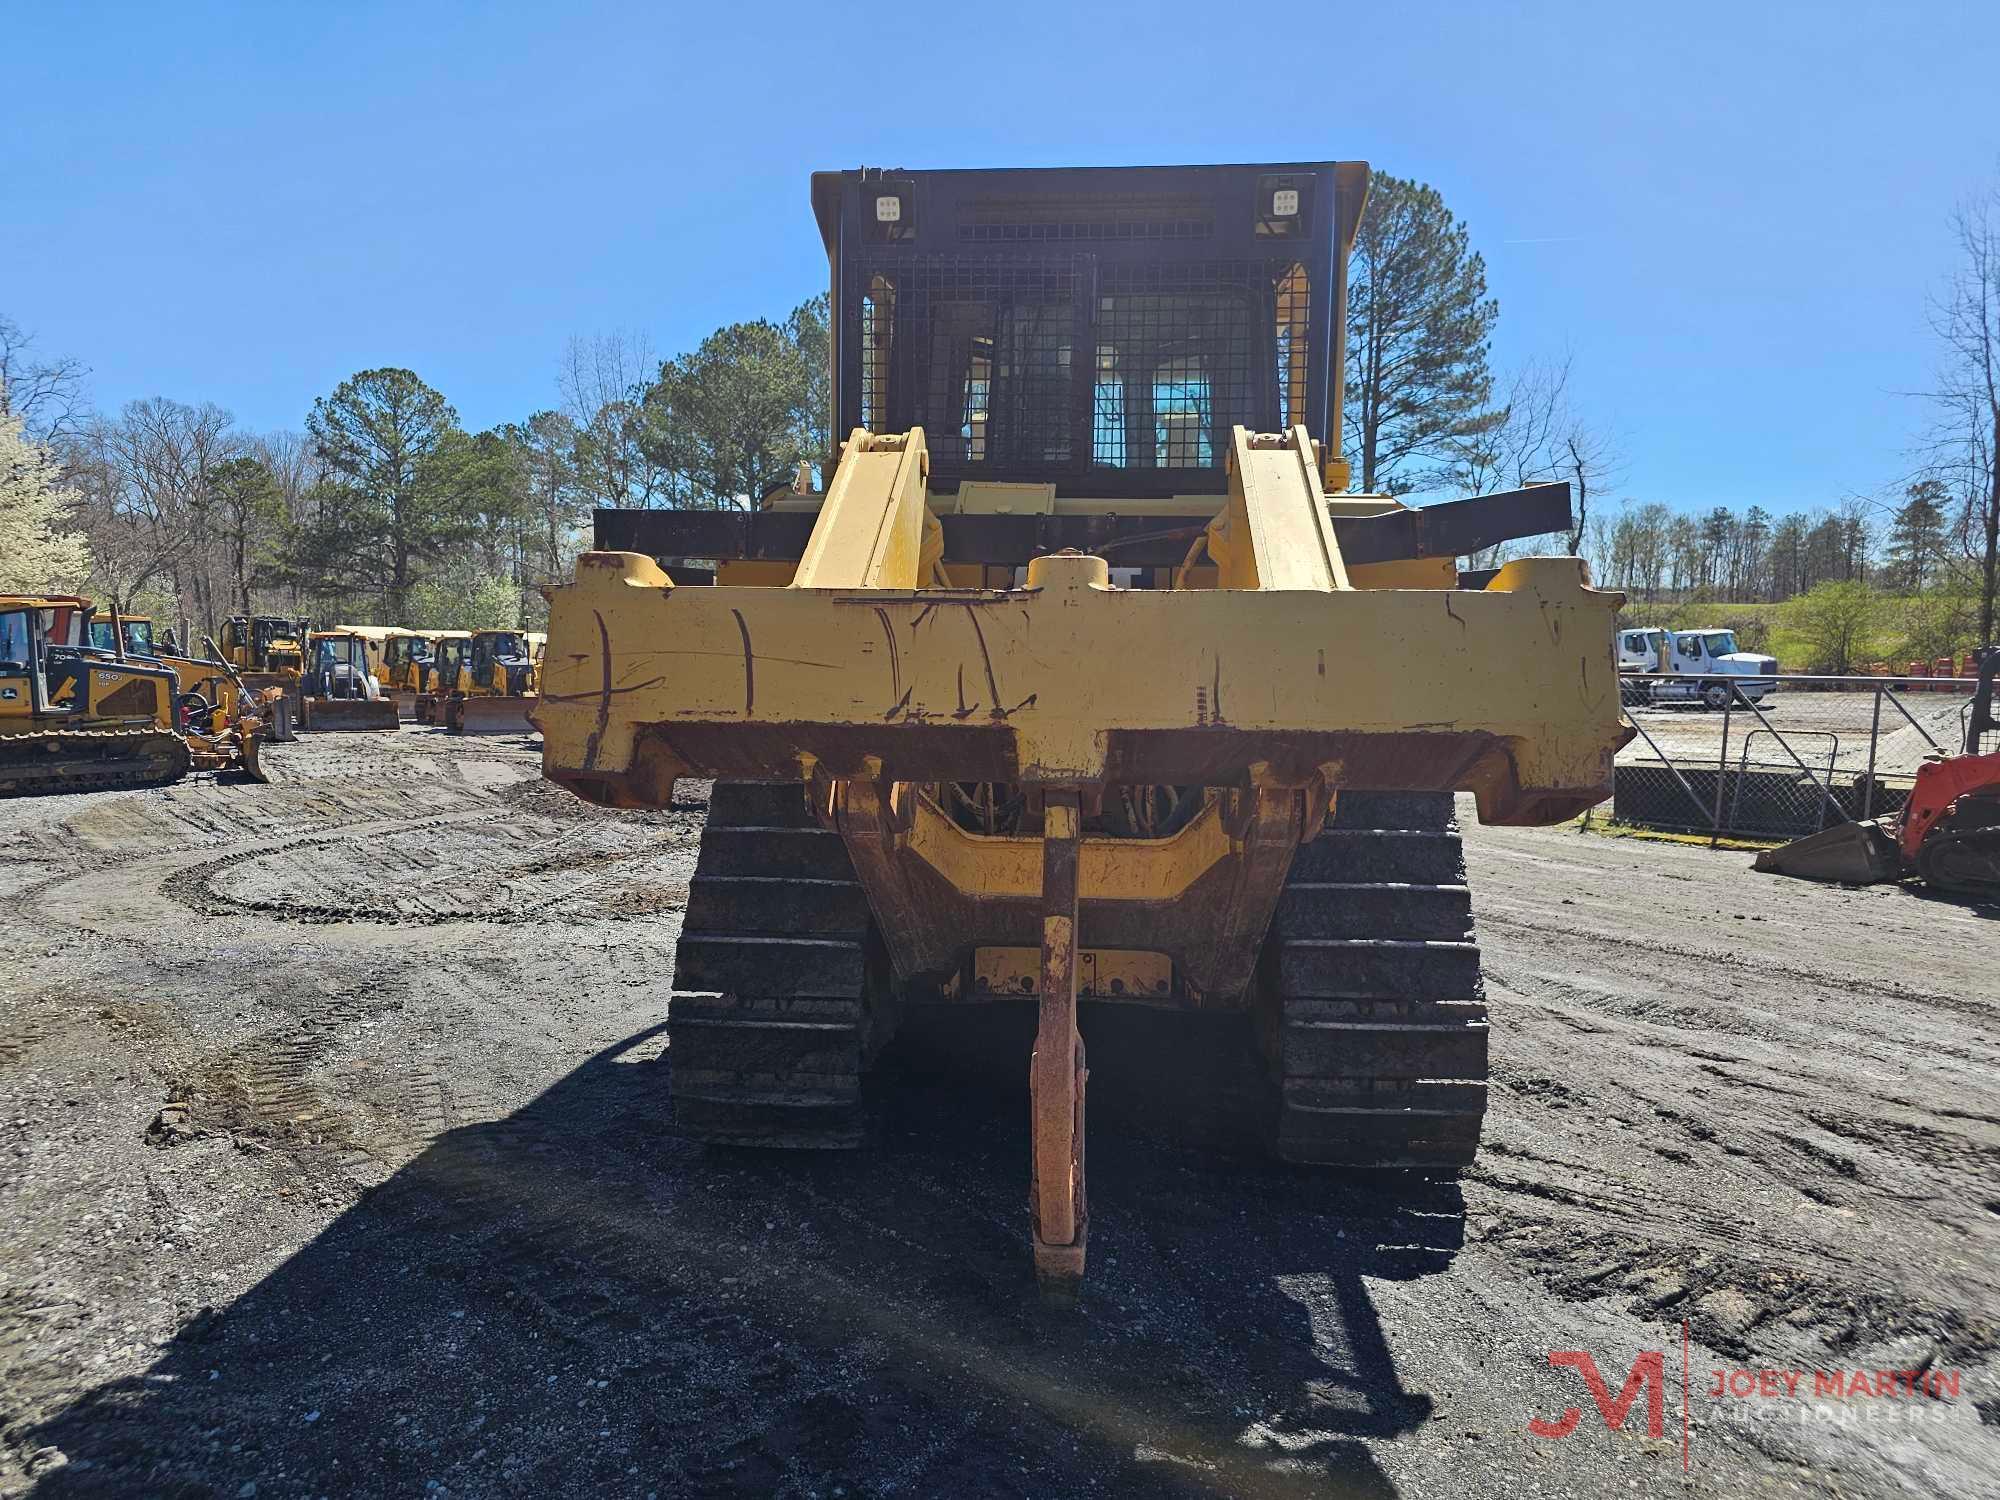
[[432, 628, 538, 734], [538, 163, 1630, 1298], [379, 629, 435, 718], [300, 630, 399, 731], [3, 596, 193, 794]]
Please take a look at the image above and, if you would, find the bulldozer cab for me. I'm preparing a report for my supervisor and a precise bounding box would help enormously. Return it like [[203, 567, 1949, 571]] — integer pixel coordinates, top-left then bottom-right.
[[432, 635, 470, 691], [0, 596, 173, 724], [382, 631, 430, 672], [86, 616, 157, 657], [814, 164, 1363, 500]]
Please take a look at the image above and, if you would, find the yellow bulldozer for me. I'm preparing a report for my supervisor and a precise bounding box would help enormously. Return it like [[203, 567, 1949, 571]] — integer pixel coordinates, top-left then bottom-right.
[[537, 162, 1629, 1298], [299, 629, 400, 730], [2, 596, 268, 793], [218, 614, 310, 719], [87, 614, 274, 750], [424, 628, 538, 734], [379, 629, 436, 718]]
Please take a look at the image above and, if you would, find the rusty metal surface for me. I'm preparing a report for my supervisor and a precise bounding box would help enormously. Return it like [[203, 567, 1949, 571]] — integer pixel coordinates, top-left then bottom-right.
[[1029, 790, 1087, 1300], [540, 552, 1625, 824], [823, 782, 1314, 1003]]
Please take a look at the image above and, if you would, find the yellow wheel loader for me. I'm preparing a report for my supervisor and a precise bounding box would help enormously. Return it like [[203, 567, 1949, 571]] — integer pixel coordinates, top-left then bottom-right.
[[2, 596, 192, 794], [434, 628, 538, 734], [538, 163, 1630, 1299], [300, 630, 400, 731]]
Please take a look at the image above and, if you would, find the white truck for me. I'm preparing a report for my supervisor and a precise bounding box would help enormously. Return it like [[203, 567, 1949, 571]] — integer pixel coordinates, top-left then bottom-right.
[[1617, 627, 1780, 709]]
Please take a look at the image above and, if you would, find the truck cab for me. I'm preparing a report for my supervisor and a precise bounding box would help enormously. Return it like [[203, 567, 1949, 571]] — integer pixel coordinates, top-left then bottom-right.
[[1619, 626, 1778, 709]]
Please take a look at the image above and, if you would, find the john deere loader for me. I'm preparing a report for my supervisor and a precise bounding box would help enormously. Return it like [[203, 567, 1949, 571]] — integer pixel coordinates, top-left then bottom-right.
[[537, 162, 1630, 1298]]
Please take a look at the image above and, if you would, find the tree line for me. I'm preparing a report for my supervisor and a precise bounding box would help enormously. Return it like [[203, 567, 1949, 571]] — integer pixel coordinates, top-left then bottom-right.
[[0, 300, 827, 634], [3, 169, 1996, 659]]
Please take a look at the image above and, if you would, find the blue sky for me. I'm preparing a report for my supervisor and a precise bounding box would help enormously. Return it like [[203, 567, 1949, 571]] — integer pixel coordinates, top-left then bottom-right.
[[6, 1, 1996, 516]]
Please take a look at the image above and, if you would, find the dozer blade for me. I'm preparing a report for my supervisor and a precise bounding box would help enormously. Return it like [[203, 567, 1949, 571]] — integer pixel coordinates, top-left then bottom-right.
[[451, 697, 536, 735], [1754, 819, 1904, 885], [301, 697, 400, 732]]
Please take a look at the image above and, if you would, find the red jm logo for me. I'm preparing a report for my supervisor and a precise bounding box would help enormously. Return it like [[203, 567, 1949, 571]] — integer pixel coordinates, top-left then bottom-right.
[[1529, 1350, 1667, 1440]]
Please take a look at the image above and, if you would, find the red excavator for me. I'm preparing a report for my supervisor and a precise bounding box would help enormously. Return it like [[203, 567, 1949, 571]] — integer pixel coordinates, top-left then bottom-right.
[[1756, 647, 1999, 897]]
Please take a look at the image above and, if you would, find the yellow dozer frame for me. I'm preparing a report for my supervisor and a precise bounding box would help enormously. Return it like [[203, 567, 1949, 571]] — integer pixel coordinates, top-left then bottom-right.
[[537, 162, 1630, 1298]]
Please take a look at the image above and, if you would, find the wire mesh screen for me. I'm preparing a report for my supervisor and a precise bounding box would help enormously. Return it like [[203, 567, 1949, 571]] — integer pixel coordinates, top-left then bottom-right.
[[848, 255, 1309, 480], [955, 191, 1215, 244], [1609, 676, 1977, 838]]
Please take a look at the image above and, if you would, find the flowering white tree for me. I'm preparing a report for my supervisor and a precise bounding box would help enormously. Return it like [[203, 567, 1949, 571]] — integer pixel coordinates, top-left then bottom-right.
[[0, 403, 89, 592]]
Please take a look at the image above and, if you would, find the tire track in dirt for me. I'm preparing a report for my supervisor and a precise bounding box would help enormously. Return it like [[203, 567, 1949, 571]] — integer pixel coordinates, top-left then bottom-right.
[[1462, 819, 2000, 1381]]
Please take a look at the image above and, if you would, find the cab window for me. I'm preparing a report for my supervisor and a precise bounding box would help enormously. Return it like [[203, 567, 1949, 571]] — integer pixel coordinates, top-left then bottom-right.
[[0, 611, 30, 669]]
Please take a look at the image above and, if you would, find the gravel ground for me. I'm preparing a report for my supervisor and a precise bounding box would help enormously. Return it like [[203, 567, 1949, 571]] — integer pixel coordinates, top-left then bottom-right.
[[1, 726, 1994, 1498]]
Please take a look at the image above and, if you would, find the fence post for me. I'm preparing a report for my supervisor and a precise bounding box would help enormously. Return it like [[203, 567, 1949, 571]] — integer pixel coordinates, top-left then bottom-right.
[[1710, 689, 1733, 846], [1863, 688, 1881, 822]]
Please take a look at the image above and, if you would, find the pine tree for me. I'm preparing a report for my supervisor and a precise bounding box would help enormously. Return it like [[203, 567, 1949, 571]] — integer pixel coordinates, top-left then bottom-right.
[[1344, 176, 1499, 494], [1885, 480, 1949, 592]]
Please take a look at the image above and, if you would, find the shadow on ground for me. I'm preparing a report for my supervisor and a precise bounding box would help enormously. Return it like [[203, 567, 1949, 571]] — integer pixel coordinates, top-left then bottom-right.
[[29, 1010, 1463, 1498]]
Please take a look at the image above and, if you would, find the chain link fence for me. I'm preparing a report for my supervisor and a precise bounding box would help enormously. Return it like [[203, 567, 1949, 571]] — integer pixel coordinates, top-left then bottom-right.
[[1610, 674, 1983, 839]]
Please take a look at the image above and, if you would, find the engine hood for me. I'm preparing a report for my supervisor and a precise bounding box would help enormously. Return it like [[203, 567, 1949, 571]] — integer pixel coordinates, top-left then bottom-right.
[[1717, 652, 1779, 676]]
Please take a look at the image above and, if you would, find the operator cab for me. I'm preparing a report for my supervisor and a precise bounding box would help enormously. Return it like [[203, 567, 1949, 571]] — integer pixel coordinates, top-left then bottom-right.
[[813, 163, 1366, 501], [86, 617, 157, 657]]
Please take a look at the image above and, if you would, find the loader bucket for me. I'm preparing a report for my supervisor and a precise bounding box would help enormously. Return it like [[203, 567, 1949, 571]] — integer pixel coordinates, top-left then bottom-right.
[[301, 697, 400, 732], [449, 696, 537, 736], [1753, 818, 1902, 885]]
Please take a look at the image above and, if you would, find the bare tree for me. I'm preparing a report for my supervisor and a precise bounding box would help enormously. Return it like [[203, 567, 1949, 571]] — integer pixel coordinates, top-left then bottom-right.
[[67, 399, 241, 627], [0, 314, 90, 443], [1452, 354, 1621, 562], [1927, 183, 2000, 643], [559, 331, 674, 509]]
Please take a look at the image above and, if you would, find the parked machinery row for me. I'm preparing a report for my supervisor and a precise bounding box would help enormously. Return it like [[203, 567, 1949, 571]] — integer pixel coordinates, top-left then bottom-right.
[[216, 618, 541, 735], [392, 628, 542, 734]]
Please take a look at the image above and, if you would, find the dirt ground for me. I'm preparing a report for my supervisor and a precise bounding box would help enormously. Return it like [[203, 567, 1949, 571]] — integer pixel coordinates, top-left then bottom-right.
[[1, 727, 1994, 1498]]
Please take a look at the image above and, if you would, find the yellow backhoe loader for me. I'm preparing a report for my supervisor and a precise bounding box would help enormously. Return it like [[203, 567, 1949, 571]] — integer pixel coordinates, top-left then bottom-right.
[[300, 630, 400, 730], [429, 628, 537, 734], [537, 162, 1630, 1299]]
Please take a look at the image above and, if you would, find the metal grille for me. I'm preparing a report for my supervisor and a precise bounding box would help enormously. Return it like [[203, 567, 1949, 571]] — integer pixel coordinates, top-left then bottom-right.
[[852, 255, 1308, 477], [856, 256, 1079, 469]]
